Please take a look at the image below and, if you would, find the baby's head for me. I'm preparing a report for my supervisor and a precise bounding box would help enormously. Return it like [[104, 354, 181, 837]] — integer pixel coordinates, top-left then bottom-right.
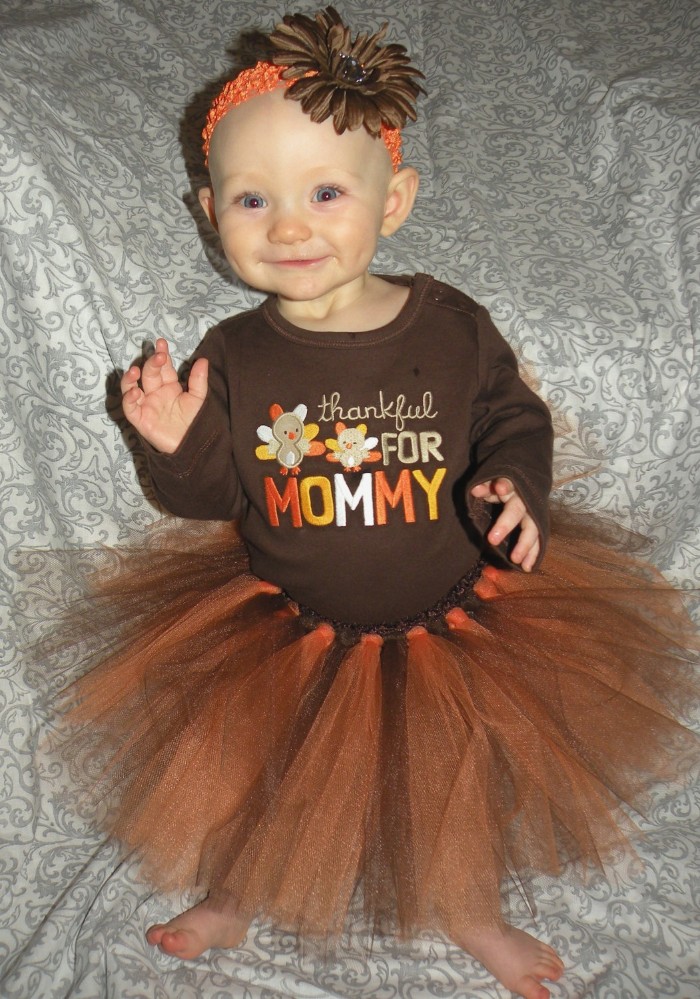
[[198, 7, 422, 302]]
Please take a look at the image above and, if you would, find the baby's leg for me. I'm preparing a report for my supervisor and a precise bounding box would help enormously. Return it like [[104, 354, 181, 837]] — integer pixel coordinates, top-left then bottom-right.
[[452, 924, 564, 999], [146, 897, 248, 960]]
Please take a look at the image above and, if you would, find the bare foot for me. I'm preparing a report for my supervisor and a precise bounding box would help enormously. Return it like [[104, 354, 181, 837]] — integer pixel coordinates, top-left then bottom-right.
[[453, 924, 565, 999], [146, 898, 248, 959]]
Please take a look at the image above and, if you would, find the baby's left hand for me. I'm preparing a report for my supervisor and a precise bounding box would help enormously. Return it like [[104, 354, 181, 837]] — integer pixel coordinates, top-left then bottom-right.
[[470, 477, 540, 572]]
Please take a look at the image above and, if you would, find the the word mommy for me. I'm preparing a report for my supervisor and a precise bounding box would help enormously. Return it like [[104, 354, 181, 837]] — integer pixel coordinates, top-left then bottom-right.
[[265, 468, 447, 527]]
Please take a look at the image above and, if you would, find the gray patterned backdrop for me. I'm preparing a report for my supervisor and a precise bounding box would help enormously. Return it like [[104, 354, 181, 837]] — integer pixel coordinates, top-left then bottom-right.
[[1, 0, 699, 996]]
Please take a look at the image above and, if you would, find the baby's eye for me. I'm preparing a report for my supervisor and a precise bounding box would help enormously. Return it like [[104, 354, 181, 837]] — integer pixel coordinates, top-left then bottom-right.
[[240, 193, 266, 209], [313, 186, 341, 203]]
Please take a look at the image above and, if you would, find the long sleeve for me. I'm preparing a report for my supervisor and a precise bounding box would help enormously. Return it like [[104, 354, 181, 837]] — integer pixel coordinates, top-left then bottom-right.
[[466, 307, 554, 562], [143, 326, 246, 521]]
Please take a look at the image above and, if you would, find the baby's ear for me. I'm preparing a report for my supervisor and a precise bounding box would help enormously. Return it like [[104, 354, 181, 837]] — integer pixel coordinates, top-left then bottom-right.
[[198, 186, 219, 231], [380, 167, 419, 237]]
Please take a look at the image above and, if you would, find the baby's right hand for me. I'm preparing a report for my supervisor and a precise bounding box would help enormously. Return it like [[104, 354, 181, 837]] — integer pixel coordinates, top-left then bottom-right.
[[121, 338, 209, 454]]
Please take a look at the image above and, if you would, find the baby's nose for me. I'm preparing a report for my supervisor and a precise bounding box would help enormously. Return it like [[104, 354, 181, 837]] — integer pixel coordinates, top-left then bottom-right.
[[268, 210, 312, 244]]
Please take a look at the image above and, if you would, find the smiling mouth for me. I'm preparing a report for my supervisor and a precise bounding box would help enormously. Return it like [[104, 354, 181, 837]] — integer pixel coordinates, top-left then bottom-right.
[[272, 257, 327, 268]]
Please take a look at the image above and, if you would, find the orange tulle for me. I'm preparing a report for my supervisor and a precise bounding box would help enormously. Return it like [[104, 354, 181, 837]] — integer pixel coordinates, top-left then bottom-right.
[[37, 512, 698, 945]]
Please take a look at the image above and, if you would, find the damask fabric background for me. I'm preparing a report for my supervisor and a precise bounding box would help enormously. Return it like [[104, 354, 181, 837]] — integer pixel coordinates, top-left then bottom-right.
[[1, 0, 699, 997]]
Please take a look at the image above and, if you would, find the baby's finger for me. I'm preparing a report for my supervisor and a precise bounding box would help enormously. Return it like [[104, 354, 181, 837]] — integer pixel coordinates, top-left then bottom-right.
[[492, 477, 515, 502], [470, 481, 491, 498], [140, 341, 175, 393], [186, 357, 209, 401], [120, 382, 145, 428], [121, 362, 143, 389], [509, 518, 541, 570], [472, 477, 516, 504], [471, 481, 501, 503], [520, 538, 541, 572], [487, 496, 527, 546]]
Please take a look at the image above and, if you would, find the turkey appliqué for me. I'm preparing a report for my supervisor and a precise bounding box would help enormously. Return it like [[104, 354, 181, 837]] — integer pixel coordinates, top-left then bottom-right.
[[325, 422, 382, 472], [255, 403, 325, 476]]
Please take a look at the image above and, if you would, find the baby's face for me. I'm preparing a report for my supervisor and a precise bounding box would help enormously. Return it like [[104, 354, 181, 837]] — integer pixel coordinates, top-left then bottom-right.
[[202, 88, 396, 311]]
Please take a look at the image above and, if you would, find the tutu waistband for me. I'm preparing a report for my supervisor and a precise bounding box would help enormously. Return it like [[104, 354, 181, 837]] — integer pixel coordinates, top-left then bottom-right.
[[293, 560, 486, 644]]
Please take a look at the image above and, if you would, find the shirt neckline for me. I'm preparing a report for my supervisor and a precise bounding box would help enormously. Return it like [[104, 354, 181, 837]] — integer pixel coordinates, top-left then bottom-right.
[[260, 272, 432, 347]]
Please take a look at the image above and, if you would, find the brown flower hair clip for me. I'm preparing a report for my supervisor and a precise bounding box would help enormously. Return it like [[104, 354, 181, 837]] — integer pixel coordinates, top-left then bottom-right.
[[269, 6, 424, 137]]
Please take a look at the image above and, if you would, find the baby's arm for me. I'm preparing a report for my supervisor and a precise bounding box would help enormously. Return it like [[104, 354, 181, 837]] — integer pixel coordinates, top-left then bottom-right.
[[121, 338, 209, 454], [467, 306, 553, 572], [470, 477, 540, 572]]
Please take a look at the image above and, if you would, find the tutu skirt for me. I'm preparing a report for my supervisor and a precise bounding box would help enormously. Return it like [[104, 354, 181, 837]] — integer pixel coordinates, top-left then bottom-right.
[[41, 510, 699, 945]]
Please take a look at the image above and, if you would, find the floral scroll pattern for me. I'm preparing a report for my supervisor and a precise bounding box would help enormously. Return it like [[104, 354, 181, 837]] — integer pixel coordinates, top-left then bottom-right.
[[1, 0, 698, 997]]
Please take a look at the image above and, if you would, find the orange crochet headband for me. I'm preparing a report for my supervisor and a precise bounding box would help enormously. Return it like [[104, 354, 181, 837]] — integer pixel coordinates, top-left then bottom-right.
[[203, 61, 403, 170], [201, 7, 423, 171]]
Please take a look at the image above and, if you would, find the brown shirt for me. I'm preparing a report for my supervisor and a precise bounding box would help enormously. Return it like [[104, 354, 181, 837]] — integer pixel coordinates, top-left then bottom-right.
[[145, 273, 553, 625]]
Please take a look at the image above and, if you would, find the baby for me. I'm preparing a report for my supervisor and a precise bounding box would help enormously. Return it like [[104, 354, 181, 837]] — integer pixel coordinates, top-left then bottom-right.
[[122, 41, 559, 999]]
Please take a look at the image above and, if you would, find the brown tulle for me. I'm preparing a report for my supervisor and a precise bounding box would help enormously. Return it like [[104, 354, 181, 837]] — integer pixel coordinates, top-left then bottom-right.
[[37, 511, 698, 945]]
